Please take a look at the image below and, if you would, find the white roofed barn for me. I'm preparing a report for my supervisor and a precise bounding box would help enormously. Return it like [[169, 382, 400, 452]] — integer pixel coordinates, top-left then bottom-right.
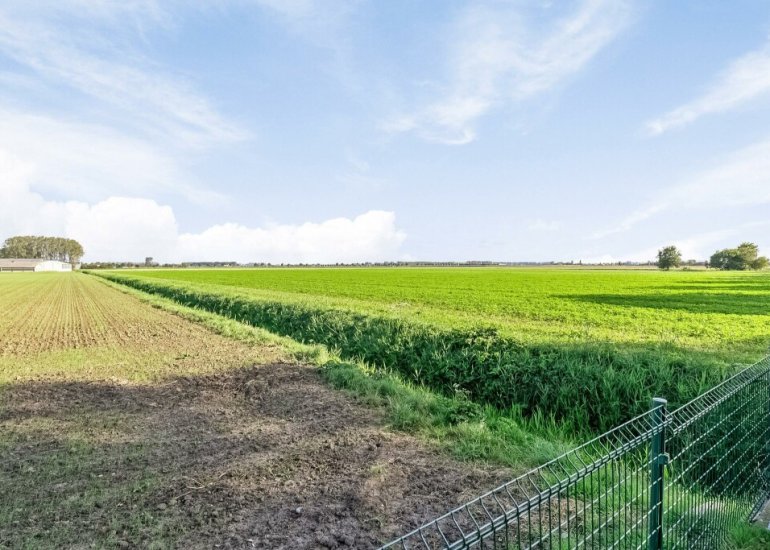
[[0, 259, 73, 272]]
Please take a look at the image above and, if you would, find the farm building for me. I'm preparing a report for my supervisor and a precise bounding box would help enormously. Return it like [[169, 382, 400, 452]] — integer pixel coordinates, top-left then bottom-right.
[[0, 259, 73, 272]]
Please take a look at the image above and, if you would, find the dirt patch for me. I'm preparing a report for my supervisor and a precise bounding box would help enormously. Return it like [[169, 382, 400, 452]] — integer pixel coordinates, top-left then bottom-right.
[[0, 276, 510, 548], [2, 364, 508, 548]]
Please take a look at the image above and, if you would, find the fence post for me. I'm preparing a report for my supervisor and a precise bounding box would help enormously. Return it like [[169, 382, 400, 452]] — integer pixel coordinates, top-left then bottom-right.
[[648, 397, 667, 550]]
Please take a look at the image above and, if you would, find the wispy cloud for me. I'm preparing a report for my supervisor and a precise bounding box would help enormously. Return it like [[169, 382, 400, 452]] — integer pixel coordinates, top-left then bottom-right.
[[0, 2, 245, 146], [667, 222, 770, 260], [0, 108, 221, 203], [0, 1, 248, 210], [335, 149, 388, 190], [385, 0, 634, 144], [593, 139, 770, 238], [528, 219, 561, 232], [248, 0, 330, 20], [594, 220, 770, 263], [645, 38, 770, 136], [592, 203, 668, 239], [0, 1, 411, 264]]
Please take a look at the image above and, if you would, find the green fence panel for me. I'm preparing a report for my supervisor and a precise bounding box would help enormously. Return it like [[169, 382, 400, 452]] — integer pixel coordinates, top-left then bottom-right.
[[381, 356, 770, 549]]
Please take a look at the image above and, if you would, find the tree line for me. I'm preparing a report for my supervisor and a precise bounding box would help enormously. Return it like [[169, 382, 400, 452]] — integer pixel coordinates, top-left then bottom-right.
[[0, 236, 84, 265], [657, 242, 768, 270]]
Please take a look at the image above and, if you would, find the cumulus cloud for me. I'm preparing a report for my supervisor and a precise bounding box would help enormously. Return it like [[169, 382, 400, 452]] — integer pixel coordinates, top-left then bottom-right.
[[646, 39, 770, 136], [0, 1, 407, 264], [177, 211, 406, 264], [65, 198, 180, 261], [0, 152, 406, 262], [385, 0, 633, 144]]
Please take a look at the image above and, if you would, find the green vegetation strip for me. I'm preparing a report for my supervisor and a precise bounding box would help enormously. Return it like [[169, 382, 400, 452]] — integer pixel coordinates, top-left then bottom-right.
[[92, 269, 770, 433]]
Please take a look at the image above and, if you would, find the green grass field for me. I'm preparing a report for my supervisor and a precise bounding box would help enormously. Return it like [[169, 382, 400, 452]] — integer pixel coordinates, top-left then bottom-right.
[[94, 267, 770, 432]]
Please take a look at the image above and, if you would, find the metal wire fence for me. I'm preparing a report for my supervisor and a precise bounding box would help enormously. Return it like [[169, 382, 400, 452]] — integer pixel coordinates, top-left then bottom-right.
[[381, 355, 770, 549]]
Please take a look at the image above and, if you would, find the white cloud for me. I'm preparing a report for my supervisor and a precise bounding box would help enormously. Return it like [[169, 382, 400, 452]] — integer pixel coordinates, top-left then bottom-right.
[[594, 139, 770, 238], [646, 40, 770, 136], [528, 219, 561, 232], [178, 211, 406, 264], [0, 0, 256, 206], [591, 203, 668, 239], [590, 221, 770, 263], [66, 198, 180, 261], [579, 254, 622, 264], [0, 3, 245, 146], [386, 0, 633, 144], [248, 0, 320, 19], [0, 152, 405, 263], [0, 1, 404, 264], [666, 225, 769, 261], [0, 108, 219, 203]]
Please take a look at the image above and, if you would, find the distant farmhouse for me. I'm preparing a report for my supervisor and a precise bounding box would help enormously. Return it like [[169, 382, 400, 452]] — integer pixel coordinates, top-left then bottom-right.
[[0, 259, 73, 272]]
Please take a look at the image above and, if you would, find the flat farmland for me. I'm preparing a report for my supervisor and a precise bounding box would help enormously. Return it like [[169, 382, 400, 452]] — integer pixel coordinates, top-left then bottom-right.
[[0, 274, 504, 548], [97, 268, 770, 431], [115, 268, 770, 355]]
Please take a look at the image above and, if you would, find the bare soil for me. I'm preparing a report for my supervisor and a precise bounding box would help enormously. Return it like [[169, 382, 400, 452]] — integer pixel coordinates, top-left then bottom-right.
[[0, 275, 509, 548]]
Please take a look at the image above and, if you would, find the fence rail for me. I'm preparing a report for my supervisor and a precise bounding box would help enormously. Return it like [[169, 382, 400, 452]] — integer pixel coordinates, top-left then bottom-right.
[[381, 355, 770, 549]]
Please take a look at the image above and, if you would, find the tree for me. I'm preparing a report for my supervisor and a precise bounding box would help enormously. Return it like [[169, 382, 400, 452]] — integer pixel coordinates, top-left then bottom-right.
[[709, 249, 731, 270], [657, 245, 682, 270], [710, 242, 768, 270], [0, 235, 84, 266]]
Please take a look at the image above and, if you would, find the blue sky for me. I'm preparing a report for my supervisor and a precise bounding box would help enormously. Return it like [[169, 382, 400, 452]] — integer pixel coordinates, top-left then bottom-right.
[[1, 0, 769, 263]]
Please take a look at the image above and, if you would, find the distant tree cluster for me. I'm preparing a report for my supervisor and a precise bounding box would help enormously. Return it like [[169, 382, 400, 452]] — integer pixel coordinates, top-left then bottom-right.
[[657, 242, 768, 271], [710, 242, 769, 271], [0, 235, 84, 265]]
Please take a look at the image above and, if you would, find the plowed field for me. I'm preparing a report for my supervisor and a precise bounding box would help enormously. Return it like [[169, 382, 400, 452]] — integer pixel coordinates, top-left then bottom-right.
[[0, 274, 504, 548]]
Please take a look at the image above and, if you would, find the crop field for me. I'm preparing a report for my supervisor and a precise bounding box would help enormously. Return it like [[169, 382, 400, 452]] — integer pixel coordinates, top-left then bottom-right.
[[96, 267, 770, 432], [5, 270, 770, 548], [1, 274, 502, 548]]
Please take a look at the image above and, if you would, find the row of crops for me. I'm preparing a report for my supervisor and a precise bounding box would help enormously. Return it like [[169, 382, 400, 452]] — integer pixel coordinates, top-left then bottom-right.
[[89, 268, 770, 433]]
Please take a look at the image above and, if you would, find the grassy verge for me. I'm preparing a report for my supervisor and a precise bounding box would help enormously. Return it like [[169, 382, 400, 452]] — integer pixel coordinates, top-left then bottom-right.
[[92, 271, 736, 433], [98, 275, 571, 469], [729, 522, 770, 549]]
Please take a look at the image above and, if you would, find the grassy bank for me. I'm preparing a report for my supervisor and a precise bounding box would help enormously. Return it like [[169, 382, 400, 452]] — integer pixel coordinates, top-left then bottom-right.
[[90, 269, 770, 433], [98, 275, 570, 468]]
